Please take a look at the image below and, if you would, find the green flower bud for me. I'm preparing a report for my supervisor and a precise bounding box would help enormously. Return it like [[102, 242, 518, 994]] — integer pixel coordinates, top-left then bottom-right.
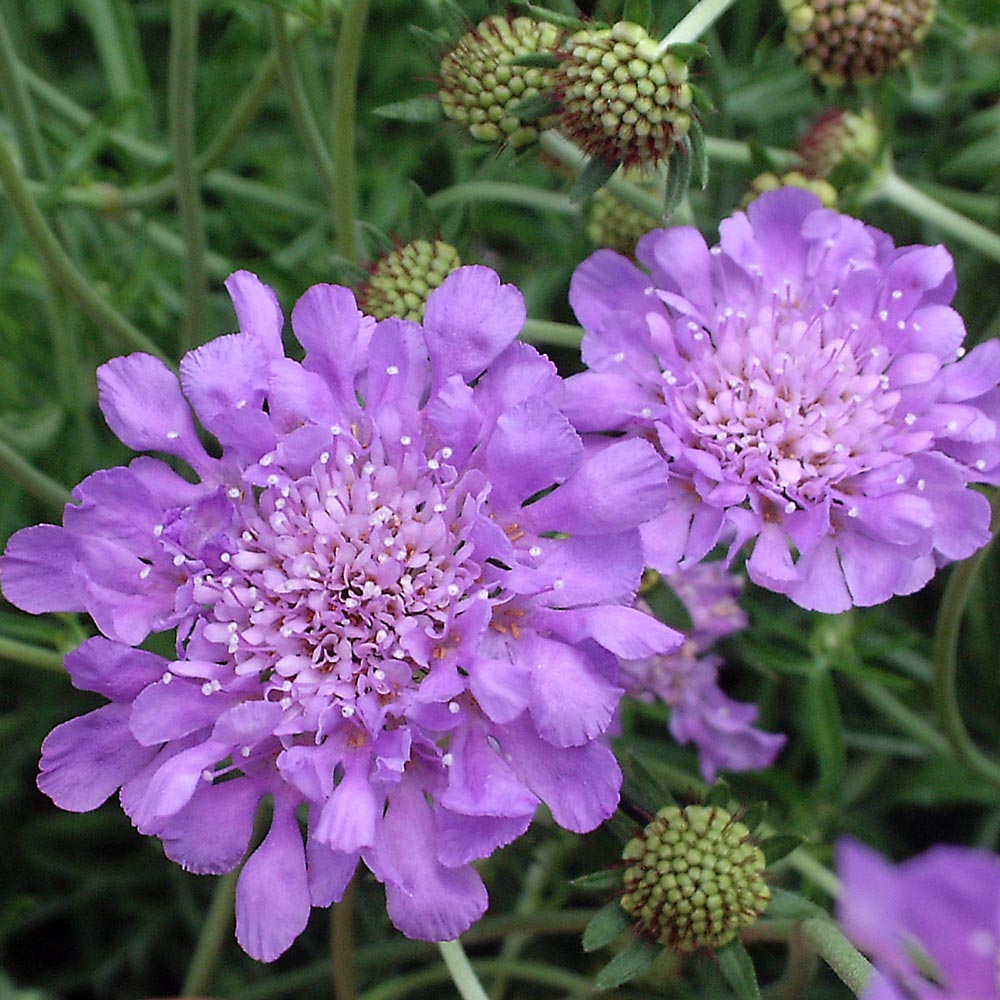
[[796, 107, 881, 178], [439, 16, 563, 147], [781, 0, 936, 86], [585, 170, 660, 257], [621, 805, 770, 953], [742, 170, 838, 208], [555, 21, 696, 167], [358, 239, 462, 322]]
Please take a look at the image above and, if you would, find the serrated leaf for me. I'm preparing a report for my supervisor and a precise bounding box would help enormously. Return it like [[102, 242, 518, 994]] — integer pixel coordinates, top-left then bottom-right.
[[665, 41, 708, 62], [507, 52, 562, 69], [688, 117, 709, 189], [506, 91, 560, 122], [373, 97, 445, 124], [571, 156, 620, 203], [595, 936, 661, 989], [716, 939, 761, 1000], [623, 0, 653, 30], [705, 779, 731, 809], [583, 901, 632, 952], [664, 141, 692, 218], [805, 667, 846, 797], [760, 834, 804, 865], [571, 869, 626, 893], [511, 1, 590, 29]]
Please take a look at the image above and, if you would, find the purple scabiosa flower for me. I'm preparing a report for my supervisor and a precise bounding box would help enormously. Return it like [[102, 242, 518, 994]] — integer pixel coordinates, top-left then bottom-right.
[[1, 267, 680, 961], [837, 838, 1000, 1000], [622, 564, 785, 781], [567, 188, 1000, 612]]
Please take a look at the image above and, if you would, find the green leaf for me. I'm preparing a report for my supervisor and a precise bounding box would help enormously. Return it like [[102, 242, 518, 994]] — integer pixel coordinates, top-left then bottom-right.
[[805, 667, 846, 797], [506, 91, 560, 122], [623, 0, 653, 30], [664, 140, 692, 218], [716, 939, 761, 1000], [373, 97, 445, 124], [665, 41, 708, 62], [439, 0, 470, 40], [688, 117, 710, 189], [507, 52, 562, 70], [409, 24, 451, 61], [688, 82, 717, 114], [326, 255, 371, 286], [760, 834, 804, 866], [406, 181, 441, 239], [621, 748, 679, 810], [511, 1, 591, 30], [571, 156, 620, 203], [644, 576, 694, 632], [740, 802, 767, 832], [571, 869, 626, 893], [595, 936, 662, 989], [705, 779, 731, 809], [583, 901, 632, 952]]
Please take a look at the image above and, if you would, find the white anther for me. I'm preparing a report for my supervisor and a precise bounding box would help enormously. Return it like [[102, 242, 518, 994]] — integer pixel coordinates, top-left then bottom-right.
[[448, 701, 460, 714], [433, 502, 447, 513], [373, 669, 386, 681], [975, 459, 987, 471], [236, 398, 248, 409], [228, 487, 241, 499], [386, 365, 399, 376], [848, 507, 859, 518], [917, 479, 926, 490], [442, 753, 454, 766], [320, 451, 330, 463], [441, 447, 453, 459], [202, 682, 214, 695], [267, 474, 279, 486], [153, 524, 164, 537], [220, 552, 231, 563], [427, 458, 440, 470], [172, 554, 185, 566], [331, 425, 343, 435], [166, 431, 180, 440], [139, 566, 152, 579], [162, 671, 173, 684], [891, 290, 903, 300], [613, 351, 625, 363], [241, 746, 252, 757], [553, 578, 565, 590], [904, 413, 917, 426], [529, 545, 542, 557], [341, 705, 356, 717], [447, 584, 460, 597], [260, 453, 273, 466], [202, 769, 214, 782], [400, 435, 412, 446]]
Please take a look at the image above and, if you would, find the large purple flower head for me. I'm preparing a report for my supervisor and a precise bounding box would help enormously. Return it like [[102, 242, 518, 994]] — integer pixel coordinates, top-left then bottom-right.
[[0, 267, 680, 961], [622, 564, 785, 781], [567, 188, 1000, 612], [838, 838, 1000, 1000]]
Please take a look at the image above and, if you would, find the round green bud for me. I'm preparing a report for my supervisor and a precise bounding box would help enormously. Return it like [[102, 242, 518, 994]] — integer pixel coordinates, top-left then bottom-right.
[[358, 239, 462, 322], [439, 16, 562, 148], [620, 805, 770, 953], [796, 107, 881, 179], [742, 170, 838, 208], [554, 21, 698, 167], [781, 0, 936, 86]]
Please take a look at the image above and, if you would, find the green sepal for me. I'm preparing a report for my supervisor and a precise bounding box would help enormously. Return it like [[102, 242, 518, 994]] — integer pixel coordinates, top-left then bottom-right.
[[623, 0, 654, 30], [688, 82, 717, 114], [358, 221, 396, 255], [571, 156, 620, 203], [740, 801, 767, 833], [583, 901, 632, 952], [595, 936, 662, 989], [506, 91, 560, 122], [511, 1, 591, 30], [704, 779, 731, 809], [663, 140, 692, 218], [665, 41, 708, 62], [620, 748, 679, 812], [439, 0, 470, 40], [760, 834, 805, 866], [688, 116, 710, 189], [373, 97, 445, 124], [571, 869, 627, 893], [327, 255, 372, 286], [716, 938, 762, 1000], [507, 52, 562, 69], [408, 24, 451, 60]]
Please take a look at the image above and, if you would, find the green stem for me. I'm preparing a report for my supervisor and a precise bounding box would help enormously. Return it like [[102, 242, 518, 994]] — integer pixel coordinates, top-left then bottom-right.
[[438, 940, 492, 1000], [659, 0, 741, 51], [330, 0, 370, 262], [705, 135, 796, 170], [0, 635, 67, 672], [0, 435, 70, 512], [799, 918, 874, 997], [847, 677, 951, 758], [169, 0, 209, 353], [427, 181, 578, 216], [876, 169, 1000, 263], [0, 137, 167, 361], [931, 490, 1000, 787], [180, 869, 239, 997], [272, 11, 336, 198], [331, 877, 357, 1000], [0, 13, 50, 178], [117, 211, 233, 281], [520, 318, 584, 348]]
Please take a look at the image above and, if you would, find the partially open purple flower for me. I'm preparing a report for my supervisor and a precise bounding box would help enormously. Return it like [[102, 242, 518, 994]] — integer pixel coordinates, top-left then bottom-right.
[[622, 564, 785, 781], [1, 267, 679, 960], [567, 189, 1000, 612], [838, 838, 1000, 1000]]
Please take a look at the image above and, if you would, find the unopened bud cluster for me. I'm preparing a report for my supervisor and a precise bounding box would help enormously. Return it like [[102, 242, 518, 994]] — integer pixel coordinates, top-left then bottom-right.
[[555, 21, 694, 167], [796, 107, 881, 178], [621, 805, 770, 953], [359, 239, 462, 322], [782, 0, 936, 86], [744, 170, 837, 208], [586, 172, 660, 257], [439, 16, 563, 147]]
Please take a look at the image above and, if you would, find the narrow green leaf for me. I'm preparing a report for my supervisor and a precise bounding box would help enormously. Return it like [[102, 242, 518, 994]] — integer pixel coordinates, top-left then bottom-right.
[[705, 780, 731, 809], [409, 24, 450, 61], [507, 52, 562, 70], [439, 0, 470, 40], [716, 939, 762, 1000], [571, 156, 620, 203], [664, 141, 692, 218], [760, 834, 804, 866], [805, 667, 846, 797], [583, 901, 632, 952], [506, 91, 560, 122], [688, 117, 710, 189], [357, 221, 395, 255], [621, 749, 679, 810], [665, 41, 708, 62], [688, 82, 717, 114], [740, 802, 767, 833], [373, 97, 445, 124], [644, 576, 694, 632], [623, 0, 653, 30], [595, 936, 661, 989], [571, 869, 625, 893], [406, 181, 441, 240], [326, 255, 371, 286], [511, 1, 590, 29]]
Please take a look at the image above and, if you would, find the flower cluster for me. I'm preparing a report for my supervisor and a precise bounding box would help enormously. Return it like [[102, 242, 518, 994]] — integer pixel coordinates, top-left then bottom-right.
[[621, 564, 785, 781], [566, 188, 1000, 612], [838, 838, 1000, 1000], [1, 268, 681, 961]]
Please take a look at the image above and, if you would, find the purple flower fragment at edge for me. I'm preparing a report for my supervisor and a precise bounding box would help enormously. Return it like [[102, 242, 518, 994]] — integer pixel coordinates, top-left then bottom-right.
[[567, 188, 1000, 612], [621, 563, 785, 782], [0, 266, 682, 961], [838, 838, 1000, 1000]]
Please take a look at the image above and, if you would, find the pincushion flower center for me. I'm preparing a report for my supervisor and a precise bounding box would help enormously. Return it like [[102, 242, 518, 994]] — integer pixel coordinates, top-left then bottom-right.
[[199, 426, 485, 730], [677, 302, 899, 503]]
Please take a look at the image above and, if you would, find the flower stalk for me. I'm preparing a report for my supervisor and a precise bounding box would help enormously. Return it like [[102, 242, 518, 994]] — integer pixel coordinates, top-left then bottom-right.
[[437, 939, 492, 1000], [658, 0, 741, 52]]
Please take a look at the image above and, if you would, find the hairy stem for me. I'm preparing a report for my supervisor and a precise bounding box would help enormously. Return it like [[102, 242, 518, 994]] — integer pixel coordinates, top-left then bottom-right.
[[181, 869, 239, 997], [331, 877, 357, 1000], [799, 918, 874, 997], [0, 635, 67, 672]]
